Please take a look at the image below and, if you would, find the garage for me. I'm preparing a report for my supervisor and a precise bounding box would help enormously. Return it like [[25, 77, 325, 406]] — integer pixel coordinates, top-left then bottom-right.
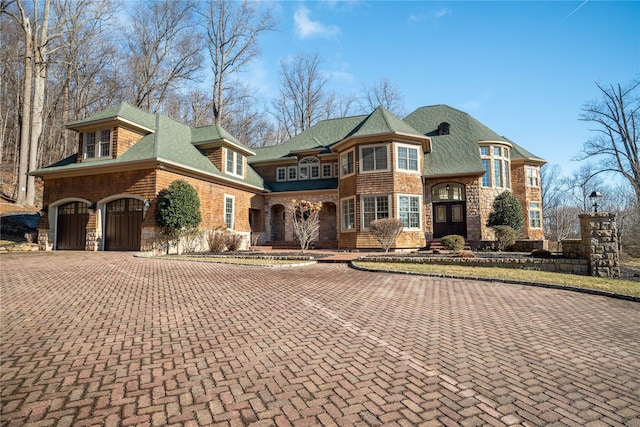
[[104, 198, 143, 251], [56, 201, 89, 250]]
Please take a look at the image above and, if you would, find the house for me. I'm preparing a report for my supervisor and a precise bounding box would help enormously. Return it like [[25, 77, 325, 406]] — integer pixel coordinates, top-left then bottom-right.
[[32, 102, 545, 252]]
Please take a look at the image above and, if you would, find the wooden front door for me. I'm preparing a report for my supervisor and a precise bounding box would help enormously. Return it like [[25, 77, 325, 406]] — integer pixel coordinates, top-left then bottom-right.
[[433, 201, 467, 238], [105, 199, 143, 251], [56, 201, 89, 250]]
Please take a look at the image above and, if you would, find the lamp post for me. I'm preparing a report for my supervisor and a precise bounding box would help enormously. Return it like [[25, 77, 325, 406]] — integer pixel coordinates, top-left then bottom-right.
[[589, 191, 603, 213]]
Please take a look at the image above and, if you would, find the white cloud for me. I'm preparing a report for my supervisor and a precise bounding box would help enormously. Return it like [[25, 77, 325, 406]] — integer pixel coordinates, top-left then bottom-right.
[[294, 6, 341, 39], [408, 7, 451, 25]]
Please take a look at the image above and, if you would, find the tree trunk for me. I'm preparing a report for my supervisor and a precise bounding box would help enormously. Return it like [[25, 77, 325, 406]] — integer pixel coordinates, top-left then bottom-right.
[[16, 17, 32, 207]]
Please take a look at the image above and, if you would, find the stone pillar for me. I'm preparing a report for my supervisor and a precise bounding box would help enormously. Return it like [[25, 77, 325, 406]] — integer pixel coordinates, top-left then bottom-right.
[[578, 213, 620, 278]]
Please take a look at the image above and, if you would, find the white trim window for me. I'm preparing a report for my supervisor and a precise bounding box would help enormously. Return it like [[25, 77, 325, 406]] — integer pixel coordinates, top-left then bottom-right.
[[84, 129, 111, 160], [526, 167, 540, 187], [287, 166, 297, 181], [361, 195, 390, 230], [360, 144, 388, 172], [299, 157, 320, 180], [226, 149, 244, 177], [340, 150, 355, 177], [479, 144, 510, 189], [341, 197, 356, 231], [529, 202, 542, 229], [396, 144, 419, 172], [397, 195, 421, 229], [276, 167, 286, 182], [322, 163, 333, 178], [224, 195, 235, 229]]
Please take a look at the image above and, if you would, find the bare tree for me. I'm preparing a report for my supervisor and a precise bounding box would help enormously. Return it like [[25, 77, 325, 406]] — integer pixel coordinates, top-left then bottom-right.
[[579, 80, 640, 204], [362, 77, 406, 116], [273, 52, 334, 138], [201, 0, 276, 124], [289, 199, 322, 253], [2, 0, 61, 206], [369, 218, 404, 252], [124, 0, 204, 113]]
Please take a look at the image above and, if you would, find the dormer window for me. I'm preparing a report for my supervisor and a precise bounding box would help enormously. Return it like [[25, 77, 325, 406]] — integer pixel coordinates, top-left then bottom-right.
[[226, 149, 244, 177], [438, 122, 450, 135], [84, 129, 111, 160]]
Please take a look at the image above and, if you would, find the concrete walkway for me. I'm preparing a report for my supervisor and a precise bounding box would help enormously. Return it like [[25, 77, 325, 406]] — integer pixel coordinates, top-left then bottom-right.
[[1, 251, 639, 426]]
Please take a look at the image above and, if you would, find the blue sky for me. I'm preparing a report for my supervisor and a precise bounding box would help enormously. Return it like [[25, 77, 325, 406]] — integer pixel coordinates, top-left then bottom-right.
[[242, 0, 639, 177]]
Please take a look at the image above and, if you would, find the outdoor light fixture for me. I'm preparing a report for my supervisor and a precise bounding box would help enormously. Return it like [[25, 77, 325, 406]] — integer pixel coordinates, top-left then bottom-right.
[[589, 191, 603, 213], [143, 199, 152, 218], [445, 184, 450, 193], [88, 202, 97, 214], [40, 205, 48, 215]]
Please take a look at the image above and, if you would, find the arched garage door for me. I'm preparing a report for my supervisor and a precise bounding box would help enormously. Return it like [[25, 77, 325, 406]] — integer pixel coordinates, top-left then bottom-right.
[[105, 198, 143, 251], [56, 201, 89, 250]]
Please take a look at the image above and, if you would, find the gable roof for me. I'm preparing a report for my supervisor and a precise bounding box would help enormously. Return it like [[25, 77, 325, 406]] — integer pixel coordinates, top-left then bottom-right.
[[66, 102, 156, 132], [33, 103, 264, 190]]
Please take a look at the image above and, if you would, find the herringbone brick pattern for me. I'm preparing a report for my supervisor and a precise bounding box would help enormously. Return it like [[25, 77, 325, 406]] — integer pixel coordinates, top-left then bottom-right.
[[1, 252, 639, 426]]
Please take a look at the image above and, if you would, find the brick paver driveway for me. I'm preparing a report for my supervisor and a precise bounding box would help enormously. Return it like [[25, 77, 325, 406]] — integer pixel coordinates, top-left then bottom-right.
[[1, 252, 639, 426]]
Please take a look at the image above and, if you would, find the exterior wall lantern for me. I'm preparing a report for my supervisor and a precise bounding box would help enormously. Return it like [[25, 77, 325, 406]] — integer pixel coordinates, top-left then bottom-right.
[[589, 191, 603, 213], [88, 202, 97, 215], [143, 199, 152, 219]]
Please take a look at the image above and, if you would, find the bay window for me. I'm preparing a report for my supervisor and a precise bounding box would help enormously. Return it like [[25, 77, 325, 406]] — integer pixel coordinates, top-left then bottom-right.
[[361, 195, 389, 229], [398, 195, 421, 229]]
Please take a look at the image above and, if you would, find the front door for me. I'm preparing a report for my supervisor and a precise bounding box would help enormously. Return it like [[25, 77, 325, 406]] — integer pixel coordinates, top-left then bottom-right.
[[432, 183, 467, 238], [105, 198, 143, 251], [56, 201, 89, 250], [433, 202, 467, 238]]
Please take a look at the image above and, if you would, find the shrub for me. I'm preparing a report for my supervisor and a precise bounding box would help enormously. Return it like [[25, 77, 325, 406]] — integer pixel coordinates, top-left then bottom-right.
[[207, 229, 227, 252], [440, 234, 465, 251], [181, 228, 204, 254], [487, 191, 524, 234], [156, 180, 202, 254], [224, 232, 244, 252], [369, 218, 404, 252], [493, 225, 518, 251]]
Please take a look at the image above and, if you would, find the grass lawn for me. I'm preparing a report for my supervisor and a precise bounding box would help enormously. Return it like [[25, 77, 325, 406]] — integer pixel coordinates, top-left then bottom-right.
[[353, 261, 640, 298]]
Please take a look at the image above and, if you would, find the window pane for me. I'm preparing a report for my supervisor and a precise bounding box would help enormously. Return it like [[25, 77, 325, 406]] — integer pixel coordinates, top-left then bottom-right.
[[311, 165, 319, 178], [504, 160, 510, 188], [493, 147, 501, 156], [375, 146, 387, 170], [408, 148, 418, 170], [493, 159, 503, 187], [398, 147, 408, 170], [288, 167, 297, 180], [452, 205, 463, 222], [323, 164, 332, 177], [480, 147, 489, 156], [342, 199, 355, 230], [299, 166, 308, 180], [362, 147, 374, 171], [277, 168, 286, 181], [226, 150, 234, 173], [225, 197, 234, 229], [482, 160, 490, 186], [341, 151, 354, 175], [236, 154, 243, 176], [435, 205, 446, 223]]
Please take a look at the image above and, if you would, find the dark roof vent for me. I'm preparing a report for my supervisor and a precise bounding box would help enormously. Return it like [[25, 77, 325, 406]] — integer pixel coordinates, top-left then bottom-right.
[[438, 122, 450, 135]]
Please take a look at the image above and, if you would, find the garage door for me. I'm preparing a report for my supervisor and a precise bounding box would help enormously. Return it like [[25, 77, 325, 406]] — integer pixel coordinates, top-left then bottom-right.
[[56, 201, 89, 250], [104, 198, 143, 251]]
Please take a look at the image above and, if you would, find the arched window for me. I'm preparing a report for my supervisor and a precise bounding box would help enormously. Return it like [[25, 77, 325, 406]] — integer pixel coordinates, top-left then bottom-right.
[[432, 183, 465, 202], [299, 157, 320, 180]]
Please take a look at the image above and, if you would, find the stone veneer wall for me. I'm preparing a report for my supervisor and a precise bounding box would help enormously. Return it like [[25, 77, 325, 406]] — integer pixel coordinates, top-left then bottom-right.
[[562, 213, 620, 277]]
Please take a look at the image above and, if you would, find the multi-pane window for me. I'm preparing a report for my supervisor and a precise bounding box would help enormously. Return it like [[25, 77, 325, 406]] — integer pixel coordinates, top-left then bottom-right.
[[341, 198, 355, 231], [526, 167, 540, 187], [288, 166, 297, 181], [322, 163, 333, 178], [341, 150, 354, 176], [397, 145, 419, 171], [479, 144, 510, 188], [84, 129, 111, 159], [362, 195, 389, 229], [224, 195, 234, 229], [299, 157, 320, 180], [529, 202, 541, 228], [276, 167, 286, 182], [360, 145, 388, 172], [226, 150, 243, 177], [398, 195, 420, 228]]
